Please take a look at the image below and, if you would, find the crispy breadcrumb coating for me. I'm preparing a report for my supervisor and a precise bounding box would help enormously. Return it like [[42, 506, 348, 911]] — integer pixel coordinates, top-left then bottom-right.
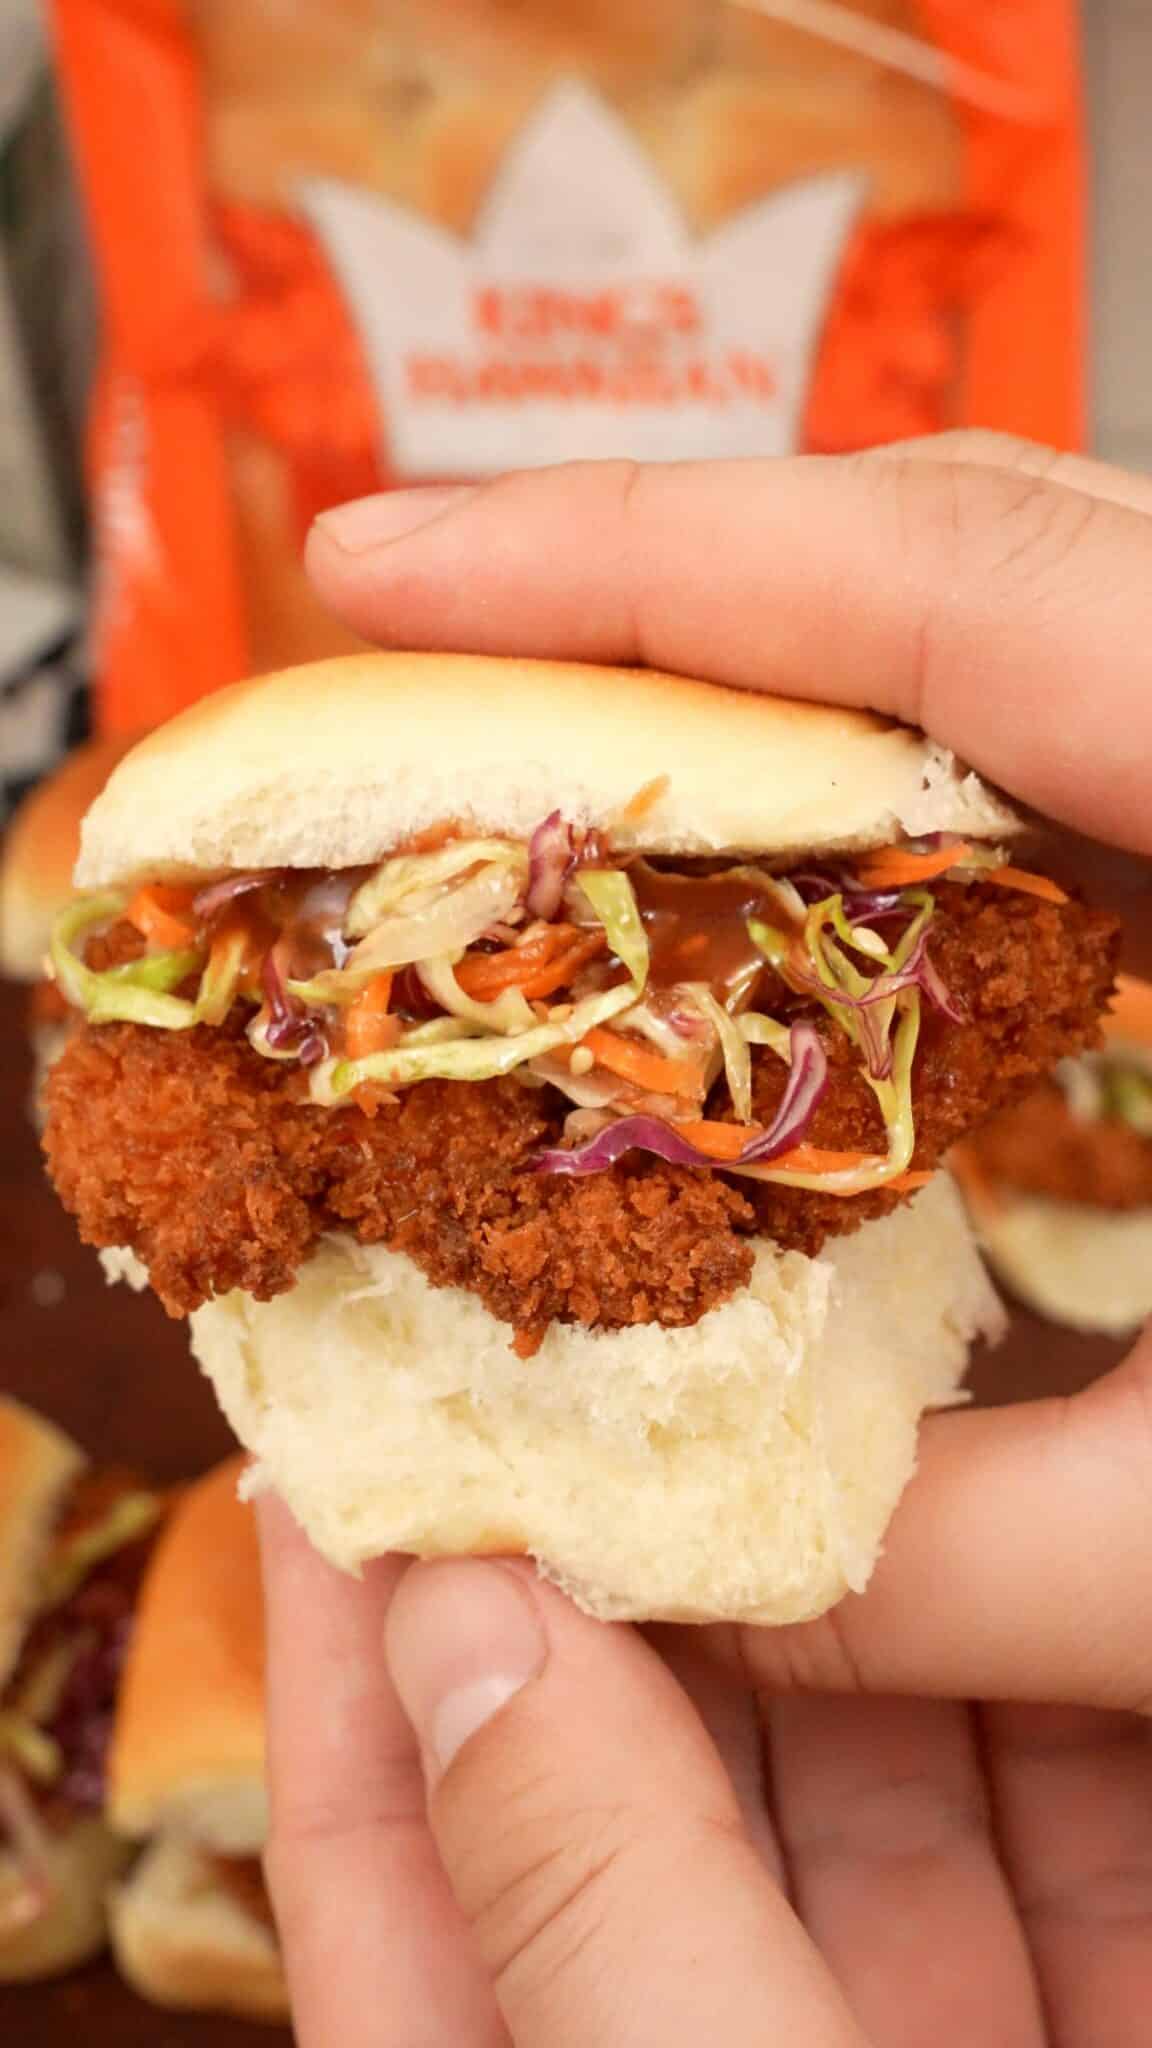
[[43, 885, 1118, 1339]]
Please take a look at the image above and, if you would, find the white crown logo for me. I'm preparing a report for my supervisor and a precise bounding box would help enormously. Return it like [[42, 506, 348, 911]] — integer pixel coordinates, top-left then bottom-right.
[[302, 82, 864, 478]]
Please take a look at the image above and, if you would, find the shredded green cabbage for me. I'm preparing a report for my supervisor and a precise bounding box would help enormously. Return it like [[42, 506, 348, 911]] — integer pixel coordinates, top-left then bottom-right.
[[746, 919, 791, 973], [51, 896, 207, 1028], [194, 925, 249, 1027], [576, 870, 649, 990], [318, 982, 635, 1101], [297, 861, 526, 1000], [1062, 1050, 1152, 1135], [40, 1492, 164, 1609], [613, 1002, 694, 1058], [50, 893, 127, 1007], [738, 1012, 793, 1061], [867, 992, 921, 1176], [683, 984, 753, 1124], [824, 896, 887, 961], [401, 1016, 485, 1047], [732, 994, 923, 1194], [346, 839, 527, 937], [0, 1715, 61, 1786], [89, 982, 200, 1028], [108, 948, 202, 994], [416, 957, 536, 1036], [1104, 1062, 1152, 1135], [51, 897, 203, 1027]]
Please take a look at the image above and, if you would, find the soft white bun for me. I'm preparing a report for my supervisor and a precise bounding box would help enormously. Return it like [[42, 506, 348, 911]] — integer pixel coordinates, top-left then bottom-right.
[[76, 653, 1017, 887], [110, 1835, 287, 2022], [958, 973, 1152, 1335], [0, 1398, 85, 1692], [109, 1460, 267, 1855], [0, 737, 133, 978], [0, 1817, 129, 1984], [190, 1175, 1002, 1625], [965, 1189, 1152, 1338], [1105, 972, 1152, 1053], [0, 1403, 122, 1982]]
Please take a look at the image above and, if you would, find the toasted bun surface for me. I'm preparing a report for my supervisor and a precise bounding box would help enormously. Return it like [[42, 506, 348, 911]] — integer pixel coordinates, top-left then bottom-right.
[[76, 653, 1017, 886], [189, 1175, 1002, 1626], [0, 1399, 85, 1690], [0, 738, 134, 978], [109, 1459, 267, 1853], [0, 1817, 129, 1983], [110, 1835, 287, 2022], [964, 1188, 1152, 1337]]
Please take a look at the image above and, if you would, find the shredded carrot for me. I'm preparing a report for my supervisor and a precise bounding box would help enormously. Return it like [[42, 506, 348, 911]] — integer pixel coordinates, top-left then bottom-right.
[[855, 843, 1069, 906], [392, 821, 460, 857], [456, 929, 604, 1001], [582, 1028, 702, 1100], [982, 866, 1068, 906], [515, 939, 610, 1001], [764, 1144, 933, 1192], [618, 775, 670, 825], [853, 843, 973, 888], [126, 882, 200, 949], [677, 1118, 763, 1160], [345, 972, 398, 1060], [350, 1081, 399, 1118], [666, 1119, 934, 1188]]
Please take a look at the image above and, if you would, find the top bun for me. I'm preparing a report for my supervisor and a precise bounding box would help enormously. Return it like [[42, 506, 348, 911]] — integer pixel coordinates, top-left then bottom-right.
[[1, 737, 135, 977], [108, 1459, 267, 1855], [0, 1398, 85, 1689], [76, 654, 1017, 886]]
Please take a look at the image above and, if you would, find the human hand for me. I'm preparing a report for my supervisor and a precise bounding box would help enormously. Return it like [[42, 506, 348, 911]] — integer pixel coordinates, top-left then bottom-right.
[[257, 435, 1152, 2046]]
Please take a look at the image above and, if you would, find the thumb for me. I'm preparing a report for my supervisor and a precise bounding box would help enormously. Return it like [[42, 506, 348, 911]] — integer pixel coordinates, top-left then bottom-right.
[[385, 1559, 864, 2048]]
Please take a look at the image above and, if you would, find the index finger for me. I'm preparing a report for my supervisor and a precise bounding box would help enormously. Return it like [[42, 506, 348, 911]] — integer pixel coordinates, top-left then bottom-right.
[[256, 1497, 506, 2047], [307, 451, 1152, 855]]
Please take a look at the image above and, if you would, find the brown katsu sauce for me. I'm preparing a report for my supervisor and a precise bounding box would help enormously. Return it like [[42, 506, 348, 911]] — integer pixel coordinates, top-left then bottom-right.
[[630, 861, 798, 1003], [248, 869, 370, 981], [184, 853, 801, 1045]]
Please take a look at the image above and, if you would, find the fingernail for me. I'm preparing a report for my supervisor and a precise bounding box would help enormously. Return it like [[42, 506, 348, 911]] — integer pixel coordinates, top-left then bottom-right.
[[386, 1560, 546, 1778], [312, 485, 475, 554]]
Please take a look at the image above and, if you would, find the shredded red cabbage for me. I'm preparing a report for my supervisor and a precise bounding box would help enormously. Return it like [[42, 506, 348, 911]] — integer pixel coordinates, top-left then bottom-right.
[[783, 927, 963, 1080], [788, 871, 906, 916], [261, 949, 327, 1065], [525, 812, 575, 920], [736, 1023, 829, 1160], [192, 872, 271, 920], [534, 1022, 828, 1175], [46, 1580, 135, 1812]]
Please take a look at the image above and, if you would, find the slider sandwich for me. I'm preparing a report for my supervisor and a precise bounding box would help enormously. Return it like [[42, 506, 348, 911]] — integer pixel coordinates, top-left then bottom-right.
[[0, 1397, 164, 1979], [956, 974, 1152, 1335], [42, 654, 1118, 1621], [0, 737, 134, 1094], [108, 1457, 287, 2021]]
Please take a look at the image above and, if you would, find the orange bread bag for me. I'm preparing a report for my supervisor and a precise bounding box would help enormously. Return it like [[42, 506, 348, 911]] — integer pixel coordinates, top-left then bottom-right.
[[51, 0, 1085, 732]]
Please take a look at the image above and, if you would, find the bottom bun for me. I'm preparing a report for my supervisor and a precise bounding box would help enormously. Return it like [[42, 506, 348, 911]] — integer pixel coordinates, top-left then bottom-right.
[[0, 1816, 129, 1982], [967, 1188, 1152, 1337], [110, 1835, 287, 2022], [191, 1174, 1001, 1625]]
